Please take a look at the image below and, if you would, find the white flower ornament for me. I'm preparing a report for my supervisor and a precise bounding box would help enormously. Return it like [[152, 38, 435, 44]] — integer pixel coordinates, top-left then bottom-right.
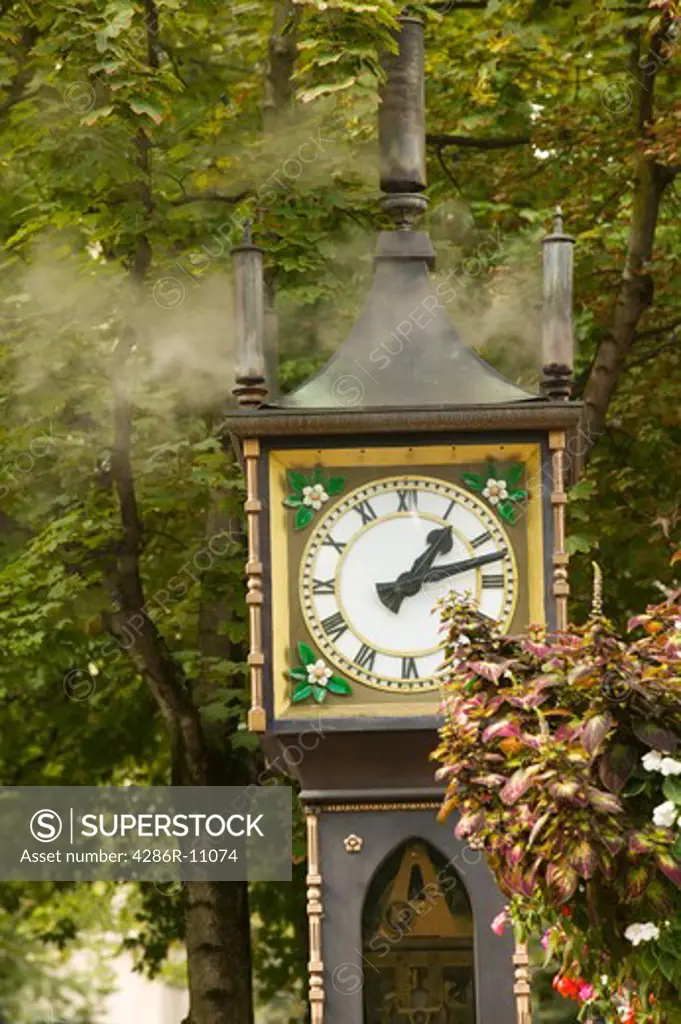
[[481, 478, 508, 506], [307, 659, 332, 687], [302, 483, 329, 511]]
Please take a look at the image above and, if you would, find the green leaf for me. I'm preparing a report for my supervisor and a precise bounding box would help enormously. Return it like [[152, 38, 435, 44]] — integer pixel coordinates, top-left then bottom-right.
[[298, 642, 316, 666], [128, 98, 165, 125], [288, 471, 308, 494], [312, 685, 327, 703], [672, 833, 681, 863], [199, 702, 230, 722], [325, 476, 346, 495], [621, 776, 647, 797], [486, 460, 497, 481], [292, 683, 313, 703], [566, 534, 593, 554], [663, 776, 681, 805], [81, 105, 115, 126], [508, 489, 527, 501], [505, 464, 524, 486], [327, 676, 352, 695], [497, 500, 516, 525], [295, 506, 314, 530], [287, 666, 308, 682], [312, 465, 324, 484], [283, 496, 303, 508], [462, 473, 483, 491]]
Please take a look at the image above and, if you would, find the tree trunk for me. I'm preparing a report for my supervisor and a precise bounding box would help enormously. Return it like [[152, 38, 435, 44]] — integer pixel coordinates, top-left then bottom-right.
[[582, 152, 672, 443], [185, 880, 253, 1024], [581, 21, 676, 446]]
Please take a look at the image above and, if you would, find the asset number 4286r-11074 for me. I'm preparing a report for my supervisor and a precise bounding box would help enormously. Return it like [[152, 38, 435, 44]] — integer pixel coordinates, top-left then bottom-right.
[[131, 849, 239, 863]]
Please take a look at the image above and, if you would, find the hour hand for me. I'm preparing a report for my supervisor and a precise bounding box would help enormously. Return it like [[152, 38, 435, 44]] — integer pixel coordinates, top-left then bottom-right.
[[376, 526, 453, 614]]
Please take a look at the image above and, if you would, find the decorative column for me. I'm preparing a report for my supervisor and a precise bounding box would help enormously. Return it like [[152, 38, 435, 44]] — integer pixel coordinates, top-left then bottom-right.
[[306, 809, 324, 1024], [549, 430, 569, 629], [243, 438, 265, 732], [513, 942, 532, 1024]]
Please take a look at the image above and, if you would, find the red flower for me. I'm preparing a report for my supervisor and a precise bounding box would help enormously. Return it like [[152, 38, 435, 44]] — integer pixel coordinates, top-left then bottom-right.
[[560, 904, 572, 918], [553, 974, 580, 1000]]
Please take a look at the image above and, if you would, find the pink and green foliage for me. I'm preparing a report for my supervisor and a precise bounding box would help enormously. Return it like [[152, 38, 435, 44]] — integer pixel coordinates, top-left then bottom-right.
[[434, 590, 681, 1023]]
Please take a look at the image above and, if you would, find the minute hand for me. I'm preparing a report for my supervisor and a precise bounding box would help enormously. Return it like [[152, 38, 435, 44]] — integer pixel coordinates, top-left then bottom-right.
[[406, 549, 506, 587]]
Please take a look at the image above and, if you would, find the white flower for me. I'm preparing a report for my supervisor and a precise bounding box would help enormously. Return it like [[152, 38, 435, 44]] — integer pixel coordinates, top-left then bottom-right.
[[456, 634, 471, 646], [481, 478, 509, 506], [307, 659, 332, 687], [302, 483, 329, 511], [642, 750, 664, 772], [653, 800, 678, 828], [624, 921, 660, 946], [660, 756, 681, 777]]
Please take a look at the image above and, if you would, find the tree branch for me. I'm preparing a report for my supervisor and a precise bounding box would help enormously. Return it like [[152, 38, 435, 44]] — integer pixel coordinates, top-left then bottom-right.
[[262, 0, 302, 130], [426, 132, 531, 150], [169, 189, 248, 206], [635, 316, 681, 340], [0, 24, 40, 119]]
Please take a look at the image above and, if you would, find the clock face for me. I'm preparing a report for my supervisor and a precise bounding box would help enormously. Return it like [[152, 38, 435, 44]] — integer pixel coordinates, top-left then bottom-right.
[[299, 474, 517, 693]]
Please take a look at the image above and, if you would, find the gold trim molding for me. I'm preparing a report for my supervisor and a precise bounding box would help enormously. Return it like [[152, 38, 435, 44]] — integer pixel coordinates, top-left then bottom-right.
[[244, 438, 266, 732], [513, 941, 532, 1024], [306, 810, 324, 1023], [322, 801, 441, 813], [549, 431, 569, 629]]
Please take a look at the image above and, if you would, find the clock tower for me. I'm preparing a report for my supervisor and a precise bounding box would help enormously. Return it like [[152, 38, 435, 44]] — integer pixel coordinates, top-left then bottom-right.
[[223, 14, 581, 1024]]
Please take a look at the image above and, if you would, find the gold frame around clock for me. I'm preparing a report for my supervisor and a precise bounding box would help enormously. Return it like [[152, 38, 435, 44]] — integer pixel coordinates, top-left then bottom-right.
[[267, 442, 546, 722]]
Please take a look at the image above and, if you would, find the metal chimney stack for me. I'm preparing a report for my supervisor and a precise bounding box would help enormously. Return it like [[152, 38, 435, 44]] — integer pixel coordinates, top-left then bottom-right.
[[378, 14, 428, 230], [232, 223, 267, 407], [541, 207, 575, 400]]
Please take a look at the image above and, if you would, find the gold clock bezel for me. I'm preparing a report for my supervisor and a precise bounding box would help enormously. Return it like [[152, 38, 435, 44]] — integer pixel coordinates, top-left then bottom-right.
[[268, 442, 546, 721], [298, 474, 518, 693]]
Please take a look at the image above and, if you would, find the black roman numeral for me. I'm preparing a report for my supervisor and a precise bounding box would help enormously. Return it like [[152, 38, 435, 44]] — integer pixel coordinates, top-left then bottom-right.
[[397, 489, 418, 512], [401, 656, 419, 680], [355, 643, 376, 671], [321, 612, 348, 641], [312, 578, 335, 595], [355, 500, 377, 525], [471, 531, 492, 548], [482, 574, 504, 588], [322, 535, 346, 555]]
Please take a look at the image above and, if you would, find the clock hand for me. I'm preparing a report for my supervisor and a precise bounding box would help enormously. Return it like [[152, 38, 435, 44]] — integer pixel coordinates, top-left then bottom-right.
[[377, 549, 506, 614], [375, 527, 453, 613], [407, 548, 506, 587]]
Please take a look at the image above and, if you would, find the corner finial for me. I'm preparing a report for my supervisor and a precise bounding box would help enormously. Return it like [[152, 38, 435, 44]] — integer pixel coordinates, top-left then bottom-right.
[[552, 206, 564, 234], [591, 561, 603, 619], [243, 219, 252, 245]]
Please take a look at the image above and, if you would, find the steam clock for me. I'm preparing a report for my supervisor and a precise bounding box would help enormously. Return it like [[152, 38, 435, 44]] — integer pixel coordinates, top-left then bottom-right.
[[223, 14, 581, 1024]]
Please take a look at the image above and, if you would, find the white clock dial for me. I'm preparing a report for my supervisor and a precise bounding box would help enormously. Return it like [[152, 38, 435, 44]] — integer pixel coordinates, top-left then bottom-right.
[[299, 475, 517, 693]]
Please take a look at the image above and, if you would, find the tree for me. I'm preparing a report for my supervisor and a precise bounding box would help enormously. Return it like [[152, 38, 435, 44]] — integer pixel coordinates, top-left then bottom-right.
[[1, 1, 680, 1020]]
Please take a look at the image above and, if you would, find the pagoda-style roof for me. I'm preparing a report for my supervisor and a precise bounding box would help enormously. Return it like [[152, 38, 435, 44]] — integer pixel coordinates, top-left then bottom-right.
[[273, 230, 537, 412]]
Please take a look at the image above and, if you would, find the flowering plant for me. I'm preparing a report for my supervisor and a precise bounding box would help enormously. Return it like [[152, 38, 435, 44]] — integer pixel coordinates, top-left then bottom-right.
[[433, 587, 681, 1022]]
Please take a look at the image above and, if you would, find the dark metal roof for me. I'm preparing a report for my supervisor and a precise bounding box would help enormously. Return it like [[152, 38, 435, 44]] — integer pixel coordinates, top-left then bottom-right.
[[273, 230, 538, 412]]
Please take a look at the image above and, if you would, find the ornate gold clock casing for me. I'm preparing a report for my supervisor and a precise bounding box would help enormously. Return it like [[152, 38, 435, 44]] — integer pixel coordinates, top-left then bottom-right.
[[266, 441, 547, 724]]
